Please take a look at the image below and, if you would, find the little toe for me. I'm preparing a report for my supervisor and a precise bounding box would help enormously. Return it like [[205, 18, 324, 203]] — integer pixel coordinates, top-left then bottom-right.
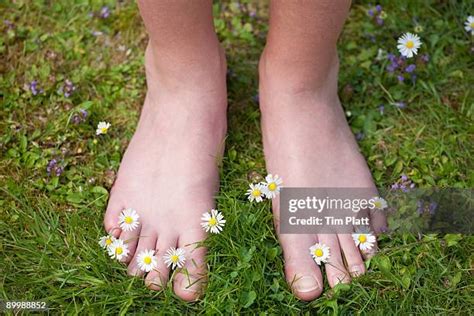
[[145, 234, 177, 291], [173, 229, 208, 302], [318, 234, 351, 287], [127, 229, 158, 277], [338, 234, 365, 277], [281, 235, 323, 301]]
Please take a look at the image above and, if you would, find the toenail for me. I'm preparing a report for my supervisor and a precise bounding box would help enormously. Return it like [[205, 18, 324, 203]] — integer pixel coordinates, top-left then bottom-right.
[[294, 276, 320, 293], [350, 264, 365, 277]]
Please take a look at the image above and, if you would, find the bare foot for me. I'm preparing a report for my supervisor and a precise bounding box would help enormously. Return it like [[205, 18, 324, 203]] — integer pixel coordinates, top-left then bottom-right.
[[259, 52, 385, 301], [103, 43, 227, 301]]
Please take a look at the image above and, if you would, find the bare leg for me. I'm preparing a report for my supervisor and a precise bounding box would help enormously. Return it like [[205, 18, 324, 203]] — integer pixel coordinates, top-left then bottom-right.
[[259, 0, 384, 301], [103, 0, 227, 301]]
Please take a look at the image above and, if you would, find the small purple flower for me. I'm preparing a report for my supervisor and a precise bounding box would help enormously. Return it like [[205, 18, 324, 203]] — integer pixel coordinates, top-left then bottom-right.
[[72, 109, 88, 124], [29, 80, 39, 95], [387, 53, 396, 62], [55, 166, 64, 177], [368, 9, 374, 17], [397, 75, 405, 82], [394, 102, 406, 109], [375, 4, 382, 12], [355, 132, 365, 141], [378, 104, 385, 115], [249, 10, 257, 18], [417, 200, 424, 214], [428, 201, 438, 215], [405, 64, 416, 73], [46, 159, 57, 175], [100, 6, 110, 19], [47, 158, 64, 176], [61, 79, 76, 98], [376, 16, 384, 25], [401, 174, 408, 181], [421, 54, 430, 63]]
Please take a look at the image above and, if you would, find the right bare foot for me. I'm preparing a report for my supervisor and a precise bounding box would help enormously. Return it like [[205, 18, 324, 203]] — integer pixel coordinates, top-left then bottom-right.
[[103, 43, 227, 301]]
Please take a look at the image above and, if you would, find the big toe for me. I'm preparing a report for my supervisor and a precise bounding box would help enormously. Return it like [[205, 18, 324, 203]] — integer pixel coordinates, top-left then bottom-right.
[[281, 235, 323, 301], [173, 229, 208, 301]]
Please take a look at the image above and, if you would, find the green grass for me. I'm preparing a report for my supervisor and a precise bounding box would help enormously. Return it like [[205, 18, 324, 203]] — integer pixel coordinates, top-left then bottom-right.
[[1, 0, 473, 314]]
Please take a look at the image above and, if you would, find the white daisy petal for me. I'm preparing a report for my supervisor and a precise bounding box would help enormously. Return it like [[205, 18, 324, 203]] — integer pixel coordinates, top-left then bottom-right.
[[352, 232, 376, 251], [163, 247, 186, 269], [309, 243, 330, 265], [464, 16, 474, 33], [261, 174, 283, 199], [107, 239, 129, 260], [118, 208, 140, 232], [98, 235, 116, 249], [136, 249, 158, 272], [372, 197, 388, 210], [96, 121, 111, 135], [201, 209, 226, 234], [245, 183, 265, 202], [397, 32, 422, 58]]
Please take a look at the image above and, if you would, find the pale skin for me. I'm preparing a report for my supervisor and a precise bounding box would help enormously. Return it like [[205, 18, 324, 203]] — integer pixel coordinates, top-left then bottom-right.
[[104, 0, 386, 301]]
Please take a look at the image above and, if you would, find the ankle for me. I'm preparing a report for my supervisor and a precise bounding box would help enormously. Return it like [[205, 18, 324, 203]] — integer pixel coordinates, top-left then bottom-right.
[[145, 41, 227, 93], [258, 48, 339, 98]]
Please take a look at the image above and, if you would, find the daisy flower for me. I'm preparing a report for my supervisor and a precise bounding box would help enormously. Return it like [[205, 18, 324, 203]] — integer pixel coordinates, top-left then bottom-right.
[[108, 239, 129, 260], [262, 174, 283, 199], [465, 16, 474, 34], [201, 209, 226, 234], [246, 183, 265, 202], [309, 243, 330, 265], [372, 197, 388, 210], [118, 208, 140, 232], [352, 232, 376, 251], [163, 247, 186, 269], [98, 235, 116, 249], [136, 249, 158, 272], [96, 121, 111, 135], [397, 32, 422, 58]]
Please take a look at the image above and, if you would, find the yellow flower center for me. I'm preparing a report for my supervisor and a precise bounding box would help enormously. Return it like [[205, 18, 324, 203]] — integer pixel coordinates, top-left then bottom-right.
[[116, 247, 123, 255], [101, 127, 108, 134], [124, 216, 133, 224], [358, 235, 367, 243], [144, 256, 152, 264], [252, 189, 261, 197], [471, 22, 474, 28], [105, 238, 112, 245], [268, 182, 277, 191], [171, 255, 179, 263], [208, 217, 217, 226], [406, 40, 414, 49], [314, 249, 323, 257], [374, 201, 381, 208]]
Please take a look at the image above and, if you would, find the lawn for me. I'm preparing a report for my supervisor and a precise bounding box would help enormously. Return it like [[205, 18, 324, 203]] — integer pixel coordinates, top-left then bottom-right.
[[1, 0, 473, 314]]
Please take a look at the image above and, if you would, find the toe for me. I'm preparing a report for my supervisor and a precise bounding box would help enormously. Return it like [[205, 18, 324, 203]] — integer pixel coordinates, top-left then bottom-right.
[[318, 234, 351, 287], [145, 234, 177, 291], [173, 228, 207, 302], [337, 234, 365, 277], [281, 234, 323, 301], [119, 223, 141, 264], [127, 228, 158, 277], [103, 191, 124, 238]]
